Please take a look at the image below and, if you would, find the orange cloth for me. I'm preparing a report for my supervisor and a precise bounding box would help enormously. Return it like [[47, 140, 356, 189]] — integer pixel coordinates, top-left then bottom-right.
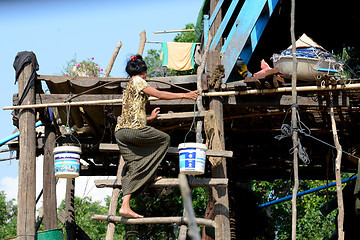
[[161, 42, 196, 71]]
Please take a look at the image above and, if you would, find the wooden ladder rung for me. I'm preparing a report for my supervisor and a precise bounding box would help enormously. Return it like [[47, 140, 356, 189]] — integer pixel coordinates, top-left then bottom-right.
[[95, 177, 228, 189], [99, 143, 233, 158], [91, 214, 216, 228], [157, 111, 206, 120]]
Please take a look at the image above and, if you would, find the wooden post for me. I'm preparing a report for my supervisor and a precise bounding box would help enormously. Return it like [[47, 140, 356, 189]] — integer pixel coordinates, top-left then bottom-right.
[[106, 157, 125, 240], [207, 0, 230, 239], [17, 63, 37, 239], [138, 30, 146, 56], [43, 124, 58, 230], [65, 178, 76, 239], [104, 41, 122, 77]]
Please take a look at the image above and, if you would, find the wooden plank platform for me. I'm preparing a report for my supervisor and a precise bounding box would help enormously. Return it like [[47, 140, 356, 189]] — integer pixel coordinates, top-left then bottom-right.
[[99, 143, 233, 158], [94, 178, 228, 188]]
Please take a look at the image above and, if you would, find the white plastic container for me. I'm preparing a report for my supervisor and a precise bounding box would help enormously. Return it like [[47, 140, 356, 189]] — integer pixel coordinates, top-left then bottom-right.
[[54, 146, 81, 178], [178, 143, 207, 175]]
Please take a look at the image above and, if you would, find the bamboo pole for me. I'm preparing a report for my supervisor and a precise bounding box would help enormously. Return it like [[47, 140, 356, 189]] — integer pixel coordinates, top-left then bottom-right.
[[329, 94, 345, 239], [179, 173, 201, 240], [106, 157, 125, 240], [5, 83, 360, 111], [91, 215, 216, 228], [153, 29, 195, 34], [290, 0, 299, 239], [204, 83, 360, 96]]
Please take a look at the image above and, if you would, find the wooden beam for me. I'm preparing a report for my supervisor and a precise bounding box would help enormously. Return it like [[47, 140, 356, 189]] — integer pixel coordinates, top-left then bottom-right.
[[98, 143, 233, 158], [17, 63, 37, 240], [157, 111, 207, 121], [91, 215, 216, 228], [94, 178, 228, 189]]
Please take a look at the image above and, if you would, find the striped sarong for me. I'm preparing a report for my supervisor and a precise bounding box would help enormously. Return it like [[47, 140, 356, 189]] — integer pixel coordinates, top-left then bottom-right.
[[115, 126, 170, 196]]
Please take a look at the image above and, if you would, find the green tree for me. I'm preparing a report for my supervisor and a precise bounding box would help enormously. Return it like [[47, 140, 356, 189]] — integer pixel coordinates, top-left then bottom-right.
[[254, 179, 337, 239], [173, 23, 197, 43], [58, 196, 126, 240], [0, 191, 17, 239], [144, 49, 172, 78]]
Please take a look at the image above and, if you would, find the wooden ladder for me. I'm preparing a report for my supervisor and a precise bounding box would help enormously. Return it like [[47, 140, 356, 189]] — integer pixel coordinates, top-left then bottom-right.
[[91, 143, 232, 239]]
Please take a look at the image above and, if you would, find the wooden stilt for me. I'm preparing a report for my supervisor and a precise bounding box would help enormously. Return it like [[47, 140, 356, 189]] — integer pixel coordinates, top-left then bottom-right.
[[17, 63, 37, 240], [106, 157, 125, 240], [65, 178, 76, 240], [290, 0, 299, 239], [207, 0, 230, 238], [43, 124, 58, 230], [209, 97, 230, 240]]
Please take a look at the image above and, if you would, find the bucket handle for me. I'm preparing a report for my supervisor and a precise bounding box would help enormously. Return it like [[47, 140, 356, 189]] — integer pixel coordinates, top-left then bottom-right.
[[54, 133, 81, 149]]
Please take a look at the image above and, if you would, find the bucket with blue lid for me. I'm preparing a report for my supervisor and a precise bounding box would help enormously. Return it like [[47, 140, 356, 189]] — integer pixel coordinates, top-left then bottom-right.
[[178, 143, 207, 175]]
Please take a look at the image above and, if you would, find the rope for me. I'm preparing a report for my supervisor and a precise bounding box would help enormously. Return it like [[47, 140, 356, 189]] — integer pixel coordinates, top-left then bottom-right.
[[183, 101, 197, 143], [275, 105, 360, 164]]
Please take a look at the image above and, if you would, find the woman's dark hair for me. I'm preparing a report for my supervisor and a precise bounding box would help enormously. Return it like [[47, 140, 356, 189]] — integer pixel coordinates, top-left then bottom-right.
[[125, 54, 148, 77]]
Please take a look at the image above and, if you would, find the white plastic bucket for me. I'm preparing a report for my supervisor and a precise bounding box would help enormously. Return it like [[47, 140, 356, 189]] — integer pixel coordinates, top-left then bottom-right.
[[178, 143, 207, 175], [53, 146, 81, 178]]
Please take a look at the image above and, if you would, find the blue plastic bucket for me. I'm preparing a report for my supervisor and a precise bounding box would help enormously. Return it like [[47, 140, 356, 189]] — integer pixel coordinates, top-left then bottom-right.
[[54, 146, 81, 178], [178, 143, 207, 175]]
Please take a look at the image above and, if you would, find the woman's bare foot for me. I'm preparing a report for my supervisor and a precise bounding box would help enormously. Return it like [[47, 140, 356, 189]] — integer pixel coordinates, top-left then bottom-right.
[[154, 176, 162, 181], [119, 194, 144, 218], [119, 208, 144, 218]]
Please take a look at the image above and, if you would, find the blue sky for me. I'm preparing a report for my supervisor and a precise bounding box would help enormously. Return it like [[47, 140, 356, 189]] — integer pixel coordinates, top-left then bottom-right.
[[0, 0, 203, 202]]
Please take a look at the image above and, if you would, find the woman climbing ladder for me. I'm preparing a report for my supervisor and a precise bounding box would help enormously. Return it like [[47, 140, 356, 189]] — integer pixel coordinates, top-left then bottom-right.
[[115, 54, 199, 218]]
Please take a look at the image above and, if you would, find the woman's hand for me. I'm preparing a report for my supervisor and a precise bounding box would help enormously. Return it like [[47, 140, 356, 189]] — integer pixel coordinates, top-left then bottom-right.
[[184, 90, 200, 100], [147, 107, 160, 122]]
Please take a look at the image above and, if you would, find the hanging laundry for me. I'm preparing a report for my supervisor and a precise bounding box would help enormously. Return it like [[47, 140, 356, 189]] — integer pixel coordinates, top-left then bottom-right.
[[160, 42, 196, 71]]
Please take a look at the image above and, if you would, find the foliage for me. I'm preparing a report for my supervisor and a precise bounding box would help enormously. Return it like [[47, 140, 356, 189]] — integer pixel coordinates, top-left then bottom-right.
[[173, 23, 197, 43], [144, 49, 172, 78], [336, 47, 360, 79], [253, 179, 338, 239], [0, 191, 17, 239], [58, 196, 126, 240], [62, 56, 103, 77]]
